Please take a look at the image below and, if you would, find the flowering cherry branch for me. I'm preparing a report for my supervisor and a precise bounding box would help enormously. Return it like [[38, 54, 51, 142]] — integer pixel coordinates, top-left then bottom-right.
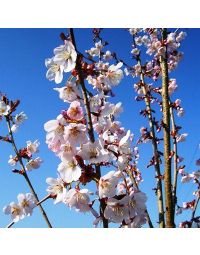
[[69, 28, 108, 227], [1, 97, 52, 228], [43, 28, 151, 228], [131, 33, 165, 227]]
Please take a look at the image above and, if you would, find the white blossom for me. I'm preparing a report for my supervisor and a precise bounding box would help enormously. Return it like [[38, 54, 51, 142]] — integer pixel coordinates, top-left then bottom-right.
[[78, 140, 109, 164], [99, 171, 120, 199], [3, 202, 24, 222], [15, 112, 27, 125], [104, 196, 129, 223], [0, 101, 10, 116], [64, 188, 91, 212], [54, 81, 80, 103], [17, 193, 36, 216], [46, 177, 66, 204], [53, 40, 77, 72], [58, 158, 81, 183], [8, 155, 17, 166], [26, 140, 40, 155], [64, 123, 87, 145], [45, 57, 64, 84], [26, 157, 43, 171], [106, 62, 124, 86]]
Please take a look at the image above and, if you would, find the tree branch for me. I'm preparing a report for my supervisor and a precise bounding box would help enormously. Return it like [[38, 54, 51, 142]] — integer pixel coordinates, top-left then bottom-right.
[[5, 116, 52, 228], [160, 28, 175, 227], [135, 55, 165, 228]]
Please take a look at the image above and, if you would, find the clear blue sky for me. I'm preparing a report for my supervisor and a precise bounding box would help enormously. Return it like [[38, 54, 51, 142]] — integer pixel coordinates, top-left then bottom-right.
[[0, 28, 199, 228]]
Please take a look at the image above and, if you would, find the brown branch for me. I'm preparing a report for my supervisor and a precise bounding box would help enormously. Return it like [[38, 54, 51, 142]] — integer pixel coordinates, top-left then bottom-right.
[[69, 28, 108, 228], [6, 194, 51, 228], [5, 116, 52, 228], [160, 28, 175, 228]]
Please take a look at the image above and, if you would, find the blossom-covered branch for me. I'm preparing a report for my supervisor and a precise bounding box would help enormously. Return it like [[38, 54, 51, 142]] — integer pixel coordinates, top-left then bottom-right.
[[0, 96, 52, 228]]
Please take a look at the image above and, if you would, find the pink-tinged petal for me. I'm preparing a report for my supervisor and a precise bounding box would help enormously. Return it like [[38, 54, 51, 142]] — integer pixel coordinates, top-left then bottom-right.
[[3, 205, 11, 215], [17, 193, 25, 203], [44, 120, 59, 132]]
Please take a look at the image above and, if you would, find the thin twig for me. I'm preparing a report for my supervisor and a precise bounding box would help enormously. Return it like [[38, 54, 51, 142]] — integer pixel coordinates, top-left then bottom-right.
[[6, 194, 51, 228], [5, 116, 52, 228], [170, 105, 178, 216], [133, 46, 165, 227], [191, 196, 200, 219]]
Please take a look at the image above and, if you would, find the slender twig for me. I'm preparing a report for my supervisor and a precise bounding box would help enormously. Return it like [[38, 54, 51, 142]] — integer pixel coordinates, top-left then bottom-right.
[[6, 194, 51, 228], [134, 52, 165, 227], [69, 28, 108, 228], [191, 196, 200, 219], [6, 221, 15, 228], [5, 116, 52, 228], [160, 28, 175, 228], [170, 105, 178, 216]]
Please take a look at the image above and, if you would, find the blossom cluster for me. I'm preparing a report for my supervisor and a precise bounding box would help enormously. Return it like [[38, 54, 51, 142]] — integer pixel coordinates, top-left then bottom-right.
[[3, 193, 36, 222], [8, 139, 43, 171], [127, 29, 186, 80]]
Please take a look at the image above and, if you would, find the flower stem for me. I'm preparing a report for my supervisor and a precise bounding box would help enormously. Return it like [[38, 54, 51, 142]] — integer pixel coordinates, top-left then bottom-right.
[[5, 116, 52, 228], [69, 28, 108, 228]]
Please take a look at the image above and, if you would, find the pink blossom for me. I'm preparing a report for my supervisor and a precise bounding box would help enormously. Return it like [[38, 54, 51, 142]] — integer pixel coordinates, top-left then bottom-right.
[[67, 101, 83, 120], [64, 188, 91, 212], [64, 123, 87, 145], [104, 196, 129, 223], [26, 157, 43, 171], [54, 81, 80, 103], [44, 119, 65, 153], [78, 140, 109, 164], [98, 171, 120, 199], [46, 177, 66, 204]]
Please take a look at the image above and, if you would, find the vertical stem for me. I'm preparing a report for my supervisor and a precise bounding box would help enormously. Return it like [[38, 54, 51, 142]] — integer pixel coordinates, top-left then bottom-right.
[[160, 28, 175, 227], [6, 116, 52, 228], [137, 57, 165, 228], [170, 106, 178, 216], [69, 28, 108, 228]]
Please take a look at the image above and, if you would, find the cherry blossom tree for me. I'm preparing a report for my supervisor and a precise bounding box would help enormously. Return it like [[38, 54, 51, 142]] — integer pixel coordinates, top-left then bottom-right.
[[1, 28, 199, 228]]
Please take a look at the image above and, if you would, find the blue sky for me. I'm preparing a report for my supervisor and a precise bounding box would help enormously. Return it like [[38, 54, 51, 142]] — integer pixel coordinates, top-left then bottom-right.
[[0, 28, 199, 228]]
